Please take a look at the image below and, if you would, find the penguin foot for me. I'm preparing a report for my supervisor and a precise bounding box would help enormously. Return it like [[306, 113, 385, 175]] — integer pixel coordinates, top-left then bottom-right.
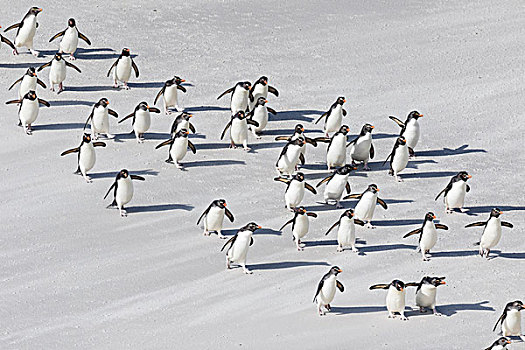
[[112, 83, 119, 88], [176, 163, 184, 169], [419, 307, 427, 313], [399, 315, 408, 321], [13, 49, 19, 55], [318, 309, 325, 316], [203, 231, 211, 236], [395, 176, 403, 182], [119, 210, 128, 217], [84, 176, 92, 183], [243, 147, 251, 151], [325, 304, 331, 311], [57, 84, 64, 94], [352, 247, 359, 253], [363, 165, 371, 171], [30, 49, 39, 57], [388, 313, 396, 319], [243, 268, 253, 274], [229, 143, 237, 149], [459, 207, 469, 213], [218, 234, 227, 239], [335, 203, 343, 209], [69, 54, 76, 60], [433, 312, 442, 317], [365, 223, 375, 229], [337, 246, 344, 252], [446, 208, 453, 214], [123, 83, 130, 90]]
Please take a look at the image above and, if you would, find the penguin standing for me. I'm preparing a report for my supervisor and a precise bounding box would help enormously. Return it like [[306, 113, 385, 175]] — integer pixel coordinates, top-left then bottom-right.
[[0, 26, 17, 54], [49, 18, 91, 60], [343, 184, 388, 228], [154, 76, 187, 114], [413, 276, 446, 315], [326, 125, 350, 169], [275, 138, 305, 177], [220, 111, 259, 151], [435, 171, 472, 213], [247, 97, 277, 137], [155, 129, 196, 169], [107, 48, 139, 89], [274, 124, 319, 166], [383, 136, 409, 182], [389, 111, 423, 157], [485, 337, 511, 350], [369, 280, 418, 320], [196, 199, 234, 239], [403, 212, 448, 261], [316, 165, 356, 208], [118, 102, 161, 143], [37, 52, 81, 93], [4, 7, 42, 56], [170, 112, 196, 136], [104, 169, 145, 217], [493, 301, 525, 340], [83, 98, 119, 139], [60, 133, 106, 183], [315, 97, 347, 136], [8, 67, 47, 99], [249, 76, 278, 110], [279, 207, 317, 251], [347, 123, 375, 170], [313, 266, 344, 316], [217, 81, 253, 114], [466, 208, 514, 258], [221, 222, 261, 274], [274, 172, 317, 210], [325, 209, 365, 252], [5, 90, 50, 135]]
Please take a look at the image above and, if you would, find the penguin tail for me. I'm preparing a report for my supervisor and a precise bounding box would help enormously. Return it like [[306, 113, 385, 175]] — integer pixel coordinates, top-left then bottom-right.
[[74, 167, 81, 175], [473, 241, 481, 246], [388, 169, 394, 176]]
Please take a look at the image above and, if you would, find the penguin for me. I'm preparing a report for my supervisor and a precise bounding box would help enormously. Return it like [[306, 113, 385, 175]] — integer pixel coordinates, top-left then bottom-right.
[[3, 7, 42, 56], [154, 76, 187, 114], [220, 111, 259, 151], [196, 199, 234, 239], [326, 125, 350, 170], [247, 97, 277, 137], [466, 208, 514, 259], [83, 98, 119, 139], [48, 18, 91, 60], [435, 171, 472, 213], [369, 280, 418, 320], [5, 90, 50, 135], [249, 75, 278, 110], [314, 97, 347, 136], [107, 48, 139, 89], [155, 128, 196, 169], [383, 136, 409, 182], [347, 123, 375, 170], [0, 26, 17, 54], [118, 102, 161, 143], [493, 301, 525, 340], [103, 169, 145, 217], [316, 165, 356, 208], [274, 172, 317, 210], [217, 81, 253, 114], [343, 184, 388, 228], [274, 124, 320, 166], [413, 276, 446, 315], [403, 212, 449, 261], [279, 206, 317, 251], [8, 67, 47, 99], [325, 209, 365, 252], [389, 111, 423, 157], [485, 337, 512, 350], [60, 133, 106, 183], [221, 222, 261, 274], [170, 112, 195, 137], [313, 266, 344, 316], [37, 52, 81, 93], [275, 137, 305, 177]]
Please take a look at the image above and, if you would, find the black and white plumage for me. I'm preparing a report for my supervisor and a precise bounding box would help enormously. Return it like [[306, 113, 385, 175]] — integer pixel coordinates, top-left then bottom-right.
[[466, 208, 514, 259], [118, 102, 161, 143], [103, 169, 145, 217], [347, 123, 374, 170], [246, 97, 277, 137], [383, 136, 409, 182], [4, 7, 42, 56], [493, 301, 525, 340], [170, 112, 195, 136], [155, 129, 196, 169], [83, 98, 119, 139], [5, 90, 50, 135], [221, 222, 261, 274], [325, 209, 365, 252], [274, 172, 316, 210], [326, 125, 350, 169], [435, 171, 472, 213], [343, 184, 387, 228], [0, 28, 17, 54], [249, 75, 278, 110], [413, 276, 446, 316], [154, 76, 187, 114], [279, 207, 317, 251], [196, 199, 234, 239], [274, 124, 319, 167], [369, 280, 418, 321], [8, 67, 47, 99], [403, 212, 448, 261], [484, 337, 511, 350], [60, 133, 106, 183], [217, 81, 253, 114], [313, 266, 344, 316], [37, 52, 81, 93], [316, 164, 356, 208], [389, 111, 423, 157], [220, 111, 259, 151], [107, 48, 139, 89], [315, 97, 347, 136], [275, 137, 305, 177], [49, 18, 91, 60]]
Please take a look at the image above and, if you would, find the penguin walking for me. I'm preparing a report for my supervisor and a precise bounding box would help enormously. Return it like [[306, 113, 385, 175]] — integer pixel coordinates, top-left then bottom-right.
[[217, 81, 253, 114], [170, 112, 196, 137], [8, 67, 47, 99], [403, 212, 449, 261], [275, 138, 305, 177], [5, 90, 50, 135], [83, 98, 119, 139], [435, 171, 472, 213], [60, 133, 106, 183], [325, 209, 365, 252], [485, 337, 512, 350], [279, 207, 317, 251], [326, 125, 350, 170], [274, 172, 317, 210], [247, 97, 277, 137], [274, 124, 319, 167], [347, 123, 375, 170], [103, 169, 145, 217], [313, 266, 344, 316], [118, 102, 161, 143], [343, 184, 388, 228], [413, 276, 446, 315], [389, 111, 423, 157], [155, 129, 196, 169], [221, 222, 261, 274], [493, 301, 525, 340], [196, 199, 234, 239], [315, 97, 347, 136], [0, 26, 17, 54], [49, 18, 91, 60], [220, 111, 259, 151], [369, 280, 418, 321], [383, 136, 409, 182], [107, 48, 139, 89], [154, 76, 187, 114], [3, 7, 42, 56], [249, 76, 278, 110], [316, 165, 356, 208], [37, 52, 81, 93], [466, 208, 514, 258]]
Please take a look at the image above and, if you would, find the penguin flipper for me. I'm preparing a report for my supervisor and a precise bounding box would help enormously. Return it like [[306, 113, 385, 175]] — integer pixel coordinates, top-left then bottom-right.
[[221, 234, 237, 252], [177, 84, 187, 93], [8, 76, 23, 91], [325, 221, 340, 235], [405, 282, 420, 287], [83, 112, 93, 130], [188, 123, 196, 133], [336, 281, 344, 292], [306, 212, 318, 218], [108, 109, 119, 118], [369, 284, 389, 290], [279, 219, 294, 231], [220, 120, 232, 140], [36, 78, 47, 89], [37, 98, 50, 107], [314, 137, 331, 144], [304, 182, 317, 195], [60, 147, 80, 156], [217, 87, 234, 100], [65, 61, 82, 73], [196, 204, 212, 225], [342, 109, 347, 116], [106, 59, 118, 77], [465, 221, 486, 228], [268, 85, 279, 97], [369, 143, 375, 159], [267, 107, 277, 115], [466, 184, 471, 192], [434, 186, 449, 201], [5, 99, 22, 105], [4, 23, 21, 32], [493, 313, 505, 332], [316, 174, 333, 188], [77, 32, 91, 45], [118, 112, 135, 124], [434, 223, 449, 230], [250, 237, 254, 246], [343, 193, 362, 200], [273, 177, 290, 184], [224, 208, 235, 223], [346, 136, 358, 148], [92, 142, 106, 147], [345, 182, 351, 194], [403, 228, 422, 238], [103, 182, 116, 199], [389, 116, 405, 127], [154, 86, 165, 105], [299, 153, 305, 165], [130, 175, 145, 181], [274, 136, 291, 142], [37, 61, 53, 72], [354, 219, 365, 226], [49, 30, 65, 42], [304, 137, 317, 147], [247, 119, 259, 127], [131, 59, 139, 78], [382, 151, 394, 166], [501, 221, 514, 228], [187, 140, 197, 154], [148, 107, 161, 113], [314, 112, 328, 125], [313, 279, 324, 302], [376, 198, 388, 210], [0, 35, 16, 50]]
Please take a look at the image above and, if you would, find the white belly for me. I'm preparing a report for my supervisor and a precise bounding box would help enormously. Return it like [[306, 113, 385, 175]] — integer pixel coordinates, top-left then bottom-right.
[[59, 28, 78, 53], [354, 192, 377, 221], [318, 276, 337, 305], [230, 118, 248, 144], [337, 217, 355, 246], [445, 181, 466, 209], [420, 223, 437, 251], [164, 85, 178, 106], [230, 90, 248, 114], [392, 145, 409, 173], [92, 107, 110, 133], [19, 76, 37, 99], [415, 285, 437, 308], [251, 106, 268, 132], [79, 143, 96, 173], [285, 182, 304, 208], [205, 207, 225, 231], [326, 136, 346, 167], [228, 232, 251, 263], [386, 288, 406, 313], [15, 17, 37, 47], [115, 57, 132, 82], [19, 100, 39, 125], [293, 215, 309, 240], [350, 135, 372, 161], [325, 106, 343, 133], [116, 177, 134, 207], [503, 310, 522, 336], [277, 145, 302, 175], [49, 61, 67, 84], [480, 219, 502, 249], [324, 174, 348, 200], [404, 120, 420, 149], [134, 110, 151, 133], [170, 138, 188, 162]]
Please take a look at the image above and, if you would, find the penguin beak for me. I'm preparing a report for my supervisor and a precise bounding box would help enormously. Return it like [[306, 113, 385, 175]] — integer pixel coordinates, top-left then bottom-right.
[[188, 114, 193, 118], [440, 281, 446, 285], [181, 79, 186, 82], [37, 8, 42, 12], [343, 99, 346, 103], [264, 100, 268, 103], [146, 105, 150, 109], [499, 211, 503, 215], [257, 225, 262, 229], [399, 288, 404, 292], [301, 128, 304, 132], [432, 215, 436, 219], [467, 175, 472, 178], [185, 131, 189, 135], [376, 188, 380, 191], [353, 166, 357, 170], [0, 25, 2, 29], [419, 114, 424, 117], [506, 340, 512, 344], [223, 203, 227, 207]]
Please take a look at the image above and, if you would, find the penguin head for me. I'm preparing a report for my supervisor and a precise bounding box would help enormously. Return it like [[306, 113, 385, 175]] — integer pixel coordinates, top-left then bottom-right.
[[342, 209, 355, 219], [457, 171, 472, 182], [362, 123, 374, 134], [422, 276, 446, 288], [294, 206, 307, 215], [68, 18, 76, 27], [256, 97, 267, 106], [396, 136, 407, 145], [336, 164, 357, 175], [507, 300, 525, 311], [119, 169, 130, 179], [392, 280, 405, 291], [294, 124, 305, 134], [82, 133, 92, 143], [329, 266, 343, 276], [213, 199, 227, 209], [24, 90, 37, 100], [240, 81, 251, 91], [137, 102, 149, 111], [121, 48, 131, 57], [291, 137, 305, 146], [233, 111, 246, 120], [425, 212, 436, 222], [408, 110, 423, 120], [339, 125, 350, 135], [179, 112, 193, 121], [336, 96, 346, 105], [293, 172, 305, 182], [490, 208, 503, 218], [257, 76, 269, 85], [29, 7, 42, 16], [243, 222, 262, 232], [367, 184, 379, 194], [26, 67, 37, 77], [493, 337, 511, 348], [175, 128, 190, 138], [173, 76, 185, 85], [55, 52, 63, 61]]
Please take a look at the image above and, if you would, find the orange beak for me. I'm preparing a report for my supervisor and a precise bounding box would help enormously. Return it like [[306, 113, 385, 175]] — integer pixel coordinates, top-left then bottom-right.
[[338, 268, 343, 273], [440, 281, 446, 285], [400, 288, 404, 292], [343, 99, 346, 103], [371, 125, 375, 129], [301, 128, 304, 132], [146, 105, 150, 109], [37, 8, 42, 12], [181, 79, 186, 82], [257, 225, 262, 229], [0, 25, 2, 29], [419, 114, 424, 117], [499, 211, 503, 215], [432, 215, 436, 219], [265, 100, 268, 103], [467, 175, 472, 178], [376, 188, 380, 191], [188, 114, 193, 118], [223, 203, 227, 207], [185, 131, 189, 135]]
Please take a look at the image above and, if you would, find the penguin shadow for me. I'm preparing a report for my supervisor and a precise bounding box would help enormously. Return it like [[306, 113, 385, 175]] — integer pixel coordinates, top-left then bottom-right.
[[276, 109, 326, 122], [128, 82, 164, 89], [251, 142, 289, 151], [220, 228, 282, 236], [466, 205, 525, 215], [113, 132, 171, 142], [331, 305, 387, 315], [76, 49, 135, 61], [89, 169, 159, 179], [430, 250, 479, 258], [372, 218, 422, 227], [0, 62, 39, 69], [66, 85, 116, 92], [303, 170, 368, 180], [182, 160, 246, 168], [359, 243, 418, 255], [48, 100, 94, 107], [196, 141, 282, 152], [431, 301, 494, 317], [416, 144, 488, 157], [304, 239, 338, 247], [189, 133, 207, 139], [261, 128, 324, 137], [184, 106, 230, 112], [127, 203, 194, 213], [372, 132, 399, 140], [33, 122, 86, 131], [304, 202, 346, 212], [401, 171, 459, 179], [249, 260, 330, 271], [366, 159, 437, 172]]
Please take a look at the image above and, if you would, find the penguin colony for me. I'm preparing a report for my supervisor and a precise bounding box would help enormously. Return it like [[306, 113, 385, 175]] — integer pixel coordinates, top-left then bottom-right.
[[1, 7, 523, 348]]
